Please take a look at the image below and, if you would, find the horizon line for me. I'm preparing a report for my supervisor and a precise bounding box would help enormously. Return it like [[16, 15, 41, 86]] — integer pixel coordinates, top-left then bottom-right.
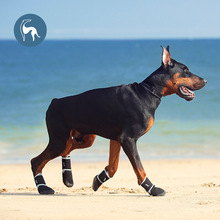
[[1, 37, 220, 41]]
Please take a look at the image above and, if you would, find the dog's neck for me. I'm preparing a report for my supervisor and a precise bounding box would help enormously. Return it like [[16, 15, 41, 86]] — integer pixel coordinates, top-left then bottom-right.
[[139, 82, 162, 100], [141, 66, 167, 99]]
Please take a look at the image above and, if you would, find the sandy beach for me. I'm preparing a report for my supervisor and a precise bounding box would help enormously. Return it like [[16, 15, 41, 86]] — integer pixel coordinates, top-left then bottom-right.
[[0, 159, 219, 220]]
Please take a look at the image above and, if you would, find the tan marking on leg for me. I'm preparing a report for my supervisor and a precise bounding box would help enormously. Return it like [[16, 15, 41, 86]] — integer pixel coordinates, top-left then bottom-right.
[[31, 144, 53, 175], [31, 157, 50, 175], [105, 140, 121, 177], [135, 168, 147, 185], [61, 129, 75, 157], [74, 134, 96, 149], [62, 129, 96, 157]]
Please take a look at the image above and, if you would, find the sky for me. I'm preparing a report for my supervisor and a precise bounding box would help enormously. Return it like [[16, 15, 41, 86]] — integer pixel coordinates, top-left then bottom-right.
[[1, 0, 220, 39]]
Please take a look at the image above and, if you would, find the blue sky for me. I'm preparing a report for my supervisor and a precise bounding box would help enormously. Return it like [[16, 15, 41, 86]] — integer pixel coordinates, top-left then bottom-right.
[[1, 0, 220, 39]]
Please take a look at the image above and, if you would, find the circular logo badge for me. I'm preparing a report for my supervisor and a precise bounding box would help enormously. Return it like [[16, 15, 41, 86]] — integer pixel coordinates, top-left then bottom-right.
[[14, 14, 47, 47]]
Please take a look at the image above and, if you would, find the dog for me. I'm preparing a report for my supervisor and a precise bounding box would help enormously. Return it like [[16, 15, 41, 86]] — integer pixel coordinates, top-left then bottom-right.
[[20, 19, 40, 42], [31, 46, 207, 196]]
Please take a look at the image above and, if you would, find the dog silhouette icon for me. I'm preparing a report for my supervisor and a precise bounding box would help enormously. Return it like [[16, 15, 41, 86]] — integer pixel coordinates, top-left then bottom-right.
[[20, 19, 40, 42]]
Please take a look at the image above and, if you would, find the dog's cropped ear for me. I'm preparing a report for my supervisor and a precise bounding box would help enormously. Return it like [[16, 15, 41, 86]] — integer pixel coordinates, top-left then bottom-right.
[[161, 45, 172, 69]]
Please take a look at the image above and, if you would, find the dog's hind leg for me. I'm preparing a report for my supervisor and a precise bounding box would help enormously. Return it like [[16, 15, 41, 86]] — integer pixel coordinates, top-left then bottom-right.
[[31, 137, 68, 194], [61, 154, 73, 188], [61, 129, 96, 188], [60, 130, 76, 188], [92, 140, 121, 191], [31, 117, 71, 194]]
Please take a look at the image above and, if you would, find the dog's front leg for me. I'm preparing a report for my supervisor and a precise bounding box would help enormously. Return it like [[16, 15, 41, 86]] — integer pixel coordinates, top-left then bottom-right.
[[121, 137, 165, 196], [92, 140, 121, 191]]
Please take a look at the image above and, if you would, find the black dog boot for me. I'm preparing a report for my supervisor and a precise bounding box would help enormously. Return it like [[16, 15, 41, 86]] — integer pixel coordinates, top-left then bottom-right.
[[140, 177, 166, 196], [92, 169, 110, 191], [34, 173, 55, 195], [62, 155, 74, 187]]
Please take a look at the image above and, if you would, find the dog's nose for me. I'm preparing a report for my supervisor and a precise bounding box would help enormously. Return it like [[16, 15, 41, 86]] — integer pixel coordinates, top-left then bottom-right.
[[203, 79, 207, 84]]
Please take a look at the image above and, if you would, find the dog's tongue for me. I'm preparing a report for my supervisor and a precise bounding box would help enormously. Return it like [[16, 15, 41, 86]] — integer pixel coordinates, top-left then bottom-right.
[[181, 86, 195, 97]]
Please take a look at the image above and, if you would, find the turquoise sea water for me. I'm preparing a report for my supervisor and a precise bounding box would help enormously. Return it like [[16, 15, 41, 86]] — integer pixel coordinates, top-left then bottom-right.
[[0, 39, 219, 163]]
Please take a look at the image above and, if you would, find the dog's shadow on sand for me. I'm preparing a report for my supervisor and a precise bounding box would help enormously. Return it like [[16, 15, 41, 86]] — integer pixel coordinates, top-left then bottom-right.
[[0, 186, 151, 197], [0, 192, 67, 196], [1, 192, 150, 198]]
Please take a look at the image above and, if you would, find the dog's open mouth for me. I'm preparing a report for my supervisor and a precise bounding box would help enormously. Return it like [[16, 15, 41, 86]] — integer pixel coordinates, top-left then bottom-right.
[[178, 86, 195, 101]]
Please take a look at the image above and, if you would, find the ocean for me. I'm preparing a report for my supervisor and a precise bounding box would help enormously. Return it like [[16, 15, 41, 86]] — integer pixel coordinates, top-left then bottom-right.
[[0, 39, 219, 164]]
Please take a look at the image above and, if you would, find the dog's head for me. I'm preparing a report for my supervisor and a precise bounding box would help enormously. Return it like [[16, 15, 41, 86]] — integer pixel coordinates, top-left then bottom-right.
[[23, 19, 32, 23], [160, 46, 207, 101]]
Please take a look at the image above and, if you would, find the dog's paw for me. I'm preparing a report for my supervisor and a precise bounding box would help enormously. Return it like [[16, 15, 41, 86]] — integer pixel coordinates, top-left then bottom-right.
[[38, 185, 55, 195], [140, 177, 166, 196], [63, 170, 74, 187], [92, 170, 110, 191], [92, 175, 102, 191], [150, 186, 166, 196]]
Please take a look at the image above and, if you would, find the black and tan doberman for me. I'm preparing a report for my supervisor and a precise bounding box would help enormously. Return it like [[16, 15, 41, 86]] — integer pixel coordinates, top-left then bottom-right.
[[31, 46, 207, 196]]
